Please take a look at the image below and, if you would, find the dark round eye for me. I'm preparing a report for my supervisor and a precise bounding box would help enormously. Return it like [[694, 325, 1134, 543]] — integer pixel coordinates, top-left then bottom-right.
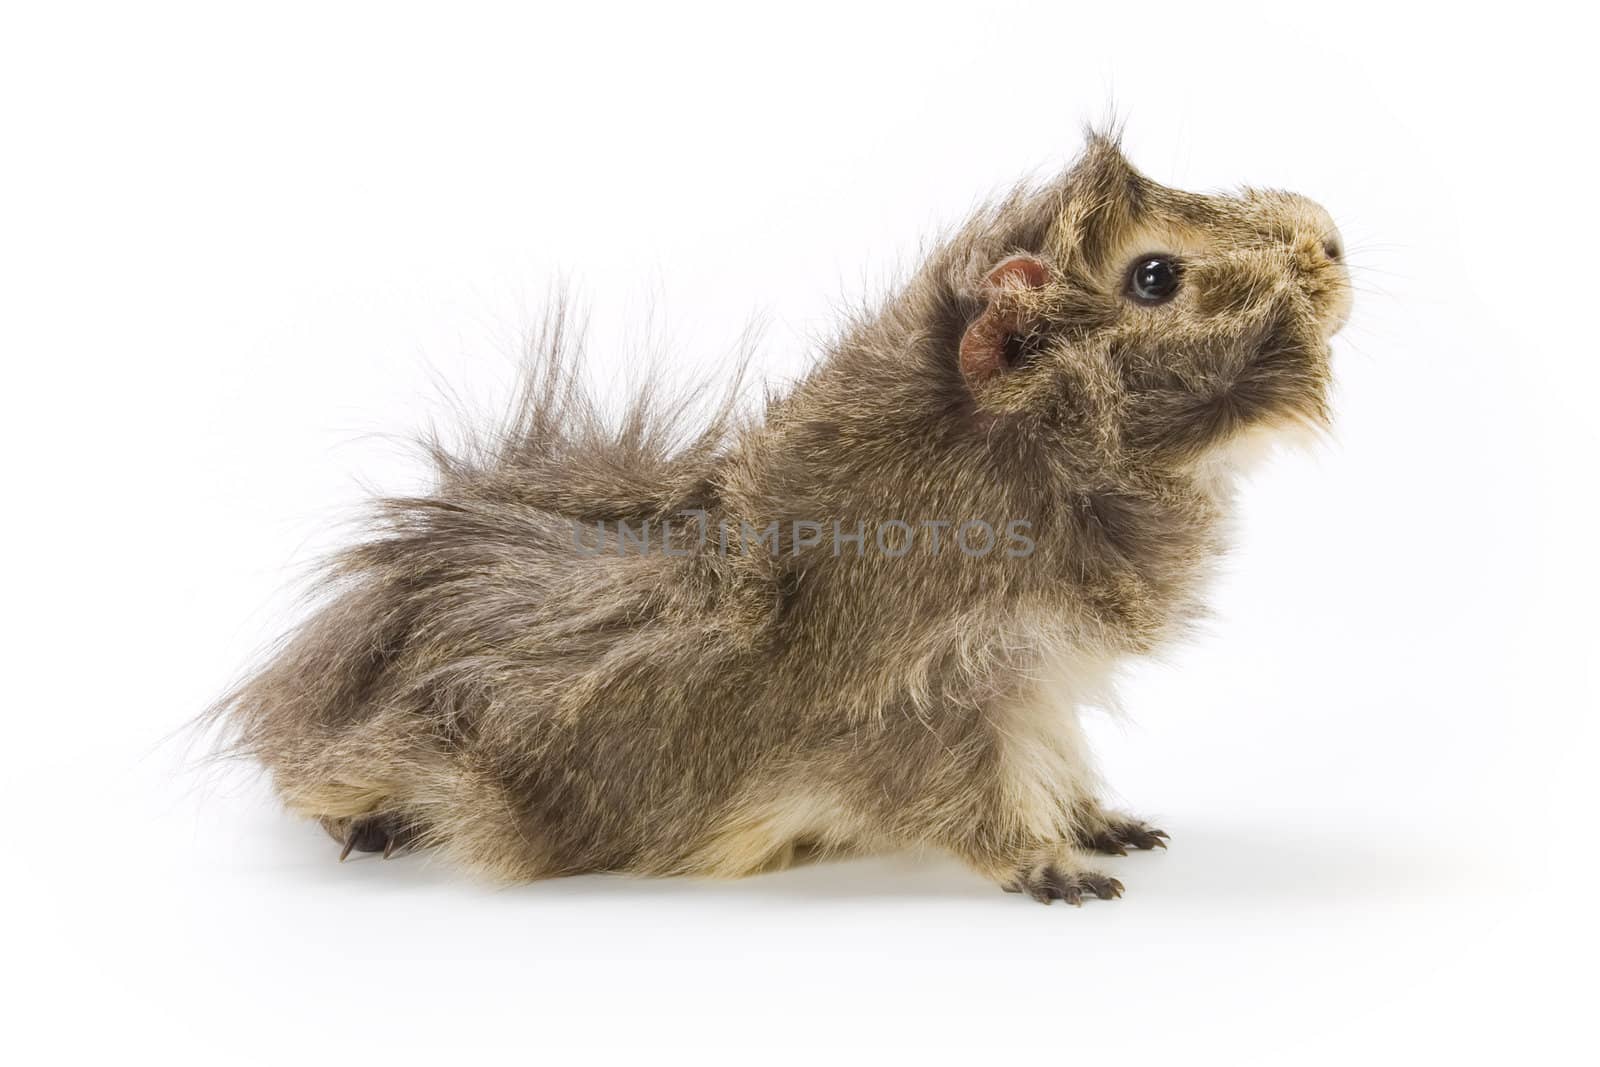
[[1127, 256, 1182, 305]]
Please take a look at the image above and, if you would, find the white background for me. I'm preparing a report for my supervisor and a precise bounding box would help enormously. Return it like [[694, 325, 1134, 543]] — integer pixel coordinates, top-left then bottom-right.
[[4, 2, 1596, 1063]]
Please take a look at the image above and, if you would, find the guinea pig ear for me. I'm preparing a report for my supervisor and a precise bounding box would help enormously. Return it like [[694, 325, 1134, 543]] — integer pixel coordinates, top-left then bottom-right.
[[959, 255, 1050, 391]]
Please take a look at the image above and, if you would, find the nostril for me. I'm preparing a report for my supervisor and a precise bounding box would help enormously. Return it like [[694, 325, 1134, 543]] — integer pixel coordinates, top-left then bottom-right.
[[1321, 238, 1343, 261]]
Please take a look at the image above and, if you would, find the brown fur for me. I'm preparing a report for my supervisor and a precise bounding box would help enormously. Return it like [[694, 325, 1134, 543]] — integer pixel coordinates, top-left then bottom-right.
[[211, 133, 1350, 902]]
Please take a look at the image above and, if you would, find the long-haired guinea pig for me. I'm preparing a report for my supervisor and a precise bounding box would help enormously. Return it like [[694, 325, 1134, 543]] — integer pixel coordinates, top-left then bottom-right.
[[211, 132, 1350, 904]]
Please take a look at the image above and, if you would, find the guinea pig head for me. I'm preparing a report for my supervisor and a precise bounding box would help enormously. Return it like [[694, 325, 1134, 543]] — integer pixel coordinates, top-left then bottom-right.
[[958, 136, 1351, 466]]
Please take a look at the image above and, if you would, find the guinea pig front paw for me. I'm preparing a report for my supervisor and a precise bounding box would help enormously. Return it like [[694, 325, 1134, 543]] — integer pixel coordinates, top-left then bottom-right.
[[1002, 861, 1124, 906], [1078, 814, 1170, 856]]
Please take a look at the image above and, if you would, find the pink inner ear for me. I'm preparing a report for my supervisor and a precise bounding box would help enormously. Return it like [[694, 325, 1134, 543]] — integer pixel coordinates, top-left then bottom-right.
[[985, 255, 1049, 291], [960, 255, 1049, 392], [959, 306, 1008, 390]]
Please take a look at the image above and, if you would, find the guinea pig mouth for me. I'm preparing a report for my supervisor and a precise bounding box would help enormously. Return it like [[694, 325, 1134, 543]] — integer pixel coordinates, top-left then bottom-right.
[[1313, 268, 1354, 339], [1320, 300, 1352, 340], [1191, 338, 1333, 444], [1240, 341, 1334, 428], [1123, 327, 1333, 459]]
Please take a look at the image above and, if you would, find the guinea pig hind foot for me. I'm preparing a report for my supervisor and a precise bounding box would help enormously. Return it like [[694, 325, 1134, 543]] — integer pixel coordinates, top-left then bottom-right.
[[321, 813, 418, 862]]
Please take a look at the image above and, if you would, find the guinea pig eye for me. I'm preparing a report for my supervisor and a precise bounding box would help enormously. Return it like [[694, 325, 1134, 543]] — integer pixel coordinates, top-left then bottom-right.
[[1126, 256, 1182, 305]]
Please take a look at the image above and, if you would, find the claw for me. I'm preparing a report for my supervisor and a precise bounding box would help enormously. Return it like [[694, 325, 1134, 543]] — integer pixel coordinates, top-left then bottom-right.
[[1118, 824, 1169, 851], [383, 836, 397, 860], [338, 832, 356, 863], [1011, 862, 1127, 906]]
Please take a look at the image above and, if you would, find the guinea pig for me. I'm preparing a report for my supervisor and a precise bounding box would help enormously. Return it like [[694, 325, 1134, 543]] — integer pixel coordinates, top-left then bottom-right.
[[211, 132, 1350, 904]]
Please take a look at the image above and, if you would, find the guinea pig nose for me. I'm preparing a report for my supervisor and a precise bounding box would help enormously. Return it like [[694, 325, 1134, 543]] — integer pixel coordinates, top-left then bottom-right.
[[1320, 237, 1343, 261]]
